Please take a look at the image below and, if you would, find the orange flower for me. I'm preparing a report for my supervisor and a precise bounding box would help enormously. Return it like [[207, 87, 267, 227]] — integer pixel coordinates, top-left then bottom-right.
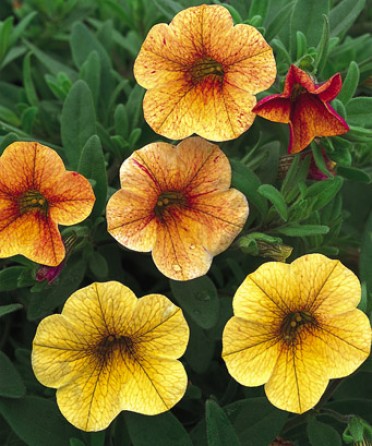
[[252, 65, 349, 153], [106, 137, 248, 280], [32, 281, 189, 431], [0, 142, 95, 266], [134, 4, 276, 141], [222, 254, 371, 414]]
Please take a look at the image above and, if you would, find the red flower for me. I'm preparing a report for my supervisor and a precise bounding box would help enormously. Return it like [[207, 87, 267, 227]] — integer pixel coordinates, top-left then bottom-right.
[[252, 65, 349, 154]]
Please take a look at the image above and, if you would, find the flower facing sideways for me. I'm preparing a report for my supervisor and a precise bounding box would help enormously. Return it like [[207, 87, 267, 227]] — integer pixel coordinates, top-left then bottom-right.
[[252, 65, 349, 154], [134, 4, 276, 141], [106, 137, 249, 280], [0, 142, 95, 266], [32, 281, 190, 431], [222, 254, 371, 414]]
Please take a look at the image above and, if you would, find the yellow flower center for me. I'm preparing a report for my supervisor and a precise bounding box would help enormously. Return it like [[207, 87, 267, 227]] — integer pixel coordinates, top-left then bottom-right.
[[290, 83, 306, 101], [155, 191, 186, 219], [191, 57, 224, 84], [96, 334, 135, 363], [280, 311, 316, 344], [19, 190, 48, 215]]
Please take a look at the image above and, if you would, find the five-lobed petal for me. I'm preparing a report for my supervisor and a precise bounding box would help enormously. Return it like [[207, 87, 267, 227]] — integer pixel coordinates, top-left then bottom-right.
[[0, 142, 95, 266], [32, 281, 190, 431], [106, 136, 249, 280], [134, 4, 276, 141], [222, 253, 372, 414], [252, 64, 349, 153]]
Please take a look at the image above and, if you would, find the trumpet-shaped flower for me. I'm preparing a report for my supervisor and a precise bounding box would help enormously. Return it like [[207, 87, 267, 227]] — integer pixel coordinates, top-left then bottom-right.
[[106, 137, 249, 280], [0, 142, 95, 266], [252, 65, 349, 153], [32, 281, 190, 431], [134, 4, 276, 141], [222, 254, 371, 414]]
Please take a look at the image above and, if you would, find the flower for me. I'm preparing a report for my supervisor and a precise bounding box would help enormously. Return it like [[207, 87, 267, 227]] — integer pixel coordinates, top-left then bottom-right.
[[222, 253, 371, 414], [252, 65, 349, 154], [32, 281, 190, 431], [106, 137, 249, 280], [134, 4, 276, 142], [0, 142, 95, 266]]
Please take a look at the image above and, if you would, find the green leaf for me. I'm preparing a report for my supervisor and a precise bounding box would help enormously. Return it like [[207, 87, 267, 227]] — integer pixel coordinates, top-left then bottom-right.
[[303, 176, 344, 211], [126, 85, 145, 130], [88, 251, 109, 279], [114, 104, 129, 140], [329, 0, 365, 37], [265, 2, 295, 42], [206, 400, 240, 446], [248, 0, 269, 21], [346, 97, 372, 128], [0, 396, 77, 446], [0, 266, 28, 292], [10, 11, 37, 45], [275, 224, 330, 237], [315, 14, 330, 74], [338, 61, 360, 105], [230, 159, 268, 218], [170, 276, 219, 330], [184, 320, 215, 374], [0, 17, 13, 61], [307, 418, 342, 446], [0, 351, 25, 398], [152, 0, 182, 20], [0, 303, 23, 318], [258, 184, 288, 221], [78, 135, 107, 217], [70, 439, 86, 446], [290, 0, 329, 55], [360, 211, 372, 296], [22, 53, 38, 106], [80, 50, 101, 108], [0, 105, 19, 126], [337, 166, 370, 183], [61, 80, 96, 168], [126, 412, 192, 446]]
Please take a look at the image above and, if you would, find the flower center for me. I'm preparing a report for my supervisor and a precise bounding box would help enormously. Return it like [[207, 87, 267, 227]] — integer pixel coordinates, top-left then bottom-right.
[[19, 190, 48, 215], [191, 57, 224, 84], [280, 311, 316, 344], [155, 191, 186, 219], [290, 83, 306, 101], [96, 334, 135, 363]]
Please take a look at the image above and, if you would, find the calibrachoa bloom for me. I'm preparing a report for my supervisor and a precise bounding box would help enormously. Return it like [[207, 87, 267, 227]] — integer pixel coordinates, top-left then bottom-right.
[[222, 254, 371, 414], [134, 4, 276, 141], [32, 281, 189, 431], [0, 142, 95, 266], [106, 137, 249, 280], [252, 65, 349, 153]]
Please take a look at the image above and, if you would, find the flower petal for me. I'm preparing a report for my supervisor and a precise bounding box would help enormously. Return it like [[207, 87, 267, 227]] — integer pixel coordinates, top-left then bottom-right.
[[61, 282, 137, 338], [222, 317, 280, 386], [252, 96, 291, 123], [0, 211, 65, 266], [152, 208, 212, 280], [290, 254, 361, 315], [129, 294, 189, 359], [265, 332, 329, 414], [316, 310, 371, 378], [46, 171, 95, 225]]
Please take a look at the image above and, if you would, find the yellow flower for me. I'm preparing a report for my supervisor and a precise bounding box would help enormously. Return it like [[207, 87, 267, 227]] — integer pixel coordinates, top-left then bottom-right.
[[222, 254, 372, 414], [0, 141, 95, 266], [32, 281, 190, 431], [106, 137, 248, 280], [134, 4, 276, 141]]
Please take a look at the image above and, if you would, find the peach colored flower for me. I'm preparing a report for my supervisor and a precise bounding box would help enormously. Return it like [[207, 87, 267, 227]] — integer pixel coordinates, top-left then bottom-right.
[[0, 142, 95, 266], [134, 4, 276, 141], [106, 137, 248, 280]]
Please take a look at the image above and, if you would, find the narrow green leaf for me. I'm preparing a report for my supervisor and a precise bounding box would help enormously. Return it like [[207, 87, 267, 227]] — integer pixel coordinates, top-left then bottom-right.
[[346, 97, 372, 128], [88, 251, 109, 279], [275, 224, 329, 237], [0, 266, 27, 292], [338, 61, 360, 105], [360, 211, 372, 295], [78, 135, 107, 217], [126, 412, 192, 446], [248, 0, 269, 20], [10, 11, 37, 45], [70, 439, 86, 446], [295, 31, 307, 60], [258, 184, 288, 221], [307, 418, 342, 446], [0, 105, 20, 126], [80, 50, 101, 108], [0, 17, 13, 61], [170, 276, 219, 330], [0, 396, 76, 446], [206, 400, 240, 446], [185, 320, 215, 374], [152, 0, 182, 20], [61, 80, 96, 168], [114, 104, 129, 139], [0, 352, 25, 398], [329, 0, 365, 37], [230, 159, 268, 217], [304, 177, 344, 210], [315, 14, 330, 74], [0, 303, 23, 318], [337, 166, 370, 183], [126, 85, 145, 129], [290, 0, 329, 55], [265, 2, 295, 42]]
